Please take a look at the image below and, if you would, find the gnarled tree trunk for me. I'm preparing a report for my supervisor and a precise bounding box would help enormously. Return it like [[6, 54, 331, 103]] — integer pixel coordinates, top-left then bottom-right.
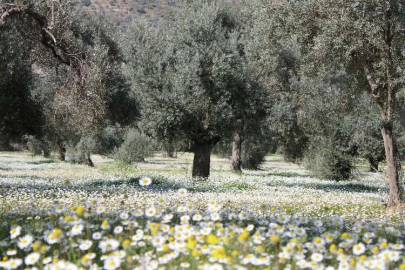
[[59, 146, 66, 161], [86, 153, 94, 167], [43, 148, 51, 158], [368, 156, 379, 172], [166, 145, 175, 158], [192, 138, 219, 178], [381, 125, 403, 208], [231, 129, 243, 171], [364, 62, 404, 209]]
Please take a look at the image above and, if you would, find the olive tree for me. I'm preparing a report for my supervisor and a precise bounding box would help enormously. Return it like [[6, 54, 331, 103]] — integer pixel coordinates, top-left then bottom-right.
[[0, 27, 44, 150], [1, 1, 133, 164], [125, 1, 267, 178], [309, 0, 405, 208], [272, 0, 405, 207]]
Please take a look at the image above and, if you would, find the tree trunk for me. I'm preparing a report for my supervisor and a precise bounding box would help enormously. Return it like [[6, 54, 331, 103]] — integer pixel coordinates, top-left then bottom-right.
[[86, 153, 94, 167], [231, 130, 243, 171], [59, 146, 66, 161], [43, 148, 51, 158], [368, 156, 379, 172], [166, 145, 175, 158], [381, 125, 403, 208], [192, 139, 219, 179]]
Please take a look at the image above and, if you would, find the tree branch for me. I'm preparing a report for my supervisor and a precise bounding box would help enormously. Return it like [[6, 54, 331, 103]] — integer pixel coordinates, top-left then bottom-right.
[[0, 3, 82, 66]]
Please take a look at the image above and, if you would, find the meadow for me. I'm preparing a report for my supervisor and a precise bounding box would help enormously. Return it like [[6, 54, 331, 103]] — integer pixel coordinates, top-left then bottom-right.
[[0, 152, 404, 269]]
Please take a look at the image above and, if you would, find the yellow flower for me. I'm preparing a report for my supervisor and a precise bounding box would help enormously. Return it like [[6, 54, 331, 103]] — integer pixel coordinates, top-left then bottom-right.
[[192, 249, 202, 257], [232, 250, 238, 257], [101, 220, 109, 228], [162, 244, 170, 253], [64, 216, 74, 222], [270, 235, 280, 244], [211, 246, 226, 260], [33, 242, 41, 252], [187, 237, 197, 249], [51, 228, 62, 238], [238, 232, 250, 243], [40, 245, 47, 254], [81, 256, 89, 264], [122, 239, 131, 248], [256, 245, 264, 253], [314, 237, 322, 244], [76, 205, 85, 217], [207, 234, 220, 245], [330, 244, 337, 252]]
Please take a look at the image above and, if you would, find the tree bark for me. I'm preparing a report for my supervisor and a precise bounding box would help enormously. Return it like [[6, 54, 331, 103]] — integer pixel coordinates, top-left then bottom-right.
[[59, 146, 66, 161], [43, 148, 51, 158], [368, 156, 379, 172], [192, 138, 219, 179], [166, 145, 175, 158], [231, 129, 243, 171], [86, 154, 94, 167], [381, 125, 403, 208], [364, 61, 403, 208]]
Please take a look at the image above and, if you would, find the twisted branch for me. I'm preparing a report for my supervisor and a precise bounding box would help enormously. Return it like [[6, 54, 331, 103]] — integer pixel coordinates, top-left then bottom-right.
[[0, 3, 82, 65]]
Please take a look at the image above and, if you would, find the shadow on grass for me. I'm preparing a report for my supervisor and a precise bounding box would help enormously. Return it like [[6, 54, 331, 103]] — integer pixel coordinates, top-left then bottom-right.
[[145, 161, 191, 166], [264, 172, 312, 178], [0, 166, 12, 171], [266, 181, 386, 193], [0, 174, 46, 180], [0, 170, 383, 195], [24, 159, 57, 165], [0, 171, 256, 195]]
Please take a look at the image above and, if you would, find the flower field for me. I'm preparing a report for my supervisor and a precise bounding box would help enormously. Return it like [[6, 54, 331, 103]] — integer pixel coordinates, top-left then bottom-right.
[[0, 152, 405, 269]]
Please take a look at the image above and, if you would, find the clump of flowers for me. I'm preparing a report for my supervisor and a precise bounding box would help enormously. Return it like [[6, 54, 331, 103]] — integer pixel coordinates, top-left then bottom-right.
[[0, 183, 405, 270]]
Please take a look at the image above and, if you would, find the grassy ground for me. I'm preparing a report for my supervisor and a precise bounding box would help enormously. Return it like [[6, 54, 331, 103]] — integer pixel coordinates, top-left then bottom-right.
[[0, 151, 399, 222], [0, 151, 404, 269]]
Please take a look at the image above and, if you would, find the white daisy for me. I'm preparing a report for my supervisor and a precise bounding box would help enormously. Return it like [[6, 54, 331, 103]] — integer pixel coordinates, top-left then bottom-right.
[[139, 177, 152, 187]]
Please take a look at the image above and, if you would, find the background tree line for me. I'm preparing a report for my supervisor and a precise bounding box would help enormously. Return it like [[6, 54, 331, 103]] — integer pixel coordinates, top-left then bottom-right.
[[1, 0, 405, 208]]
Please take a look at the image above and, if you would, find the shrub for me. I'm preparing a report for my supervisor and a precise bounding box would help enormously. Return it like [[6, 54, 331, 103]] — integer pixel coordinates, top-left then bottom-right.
[[26, 136, 43, 156], [212, 138, 232, 158], [67, 137, 97, 165], [97, 124, 126, 155], [304, 137, 354, 181], [112, 128, 155, 163], [241, 124, 275, 170], [82, 0, 91, 6], [241, 139, 269, 170]]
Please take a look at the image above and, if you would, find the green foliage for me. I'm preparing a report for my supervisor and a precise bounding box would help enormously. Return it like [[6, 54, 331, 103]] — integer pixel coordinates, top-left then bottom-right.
[[212, 138, 232, 158], [67, 137, 97, 164], [0, 27, 44, 150], [112, 128, 155, 164], [82, 0, 91, 6], [26, 136, 44, 156], [241, 125, 275, 170], [304, 136, 355, 181], [124, 1, 267, 147], [96, 124, 127, 155]]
